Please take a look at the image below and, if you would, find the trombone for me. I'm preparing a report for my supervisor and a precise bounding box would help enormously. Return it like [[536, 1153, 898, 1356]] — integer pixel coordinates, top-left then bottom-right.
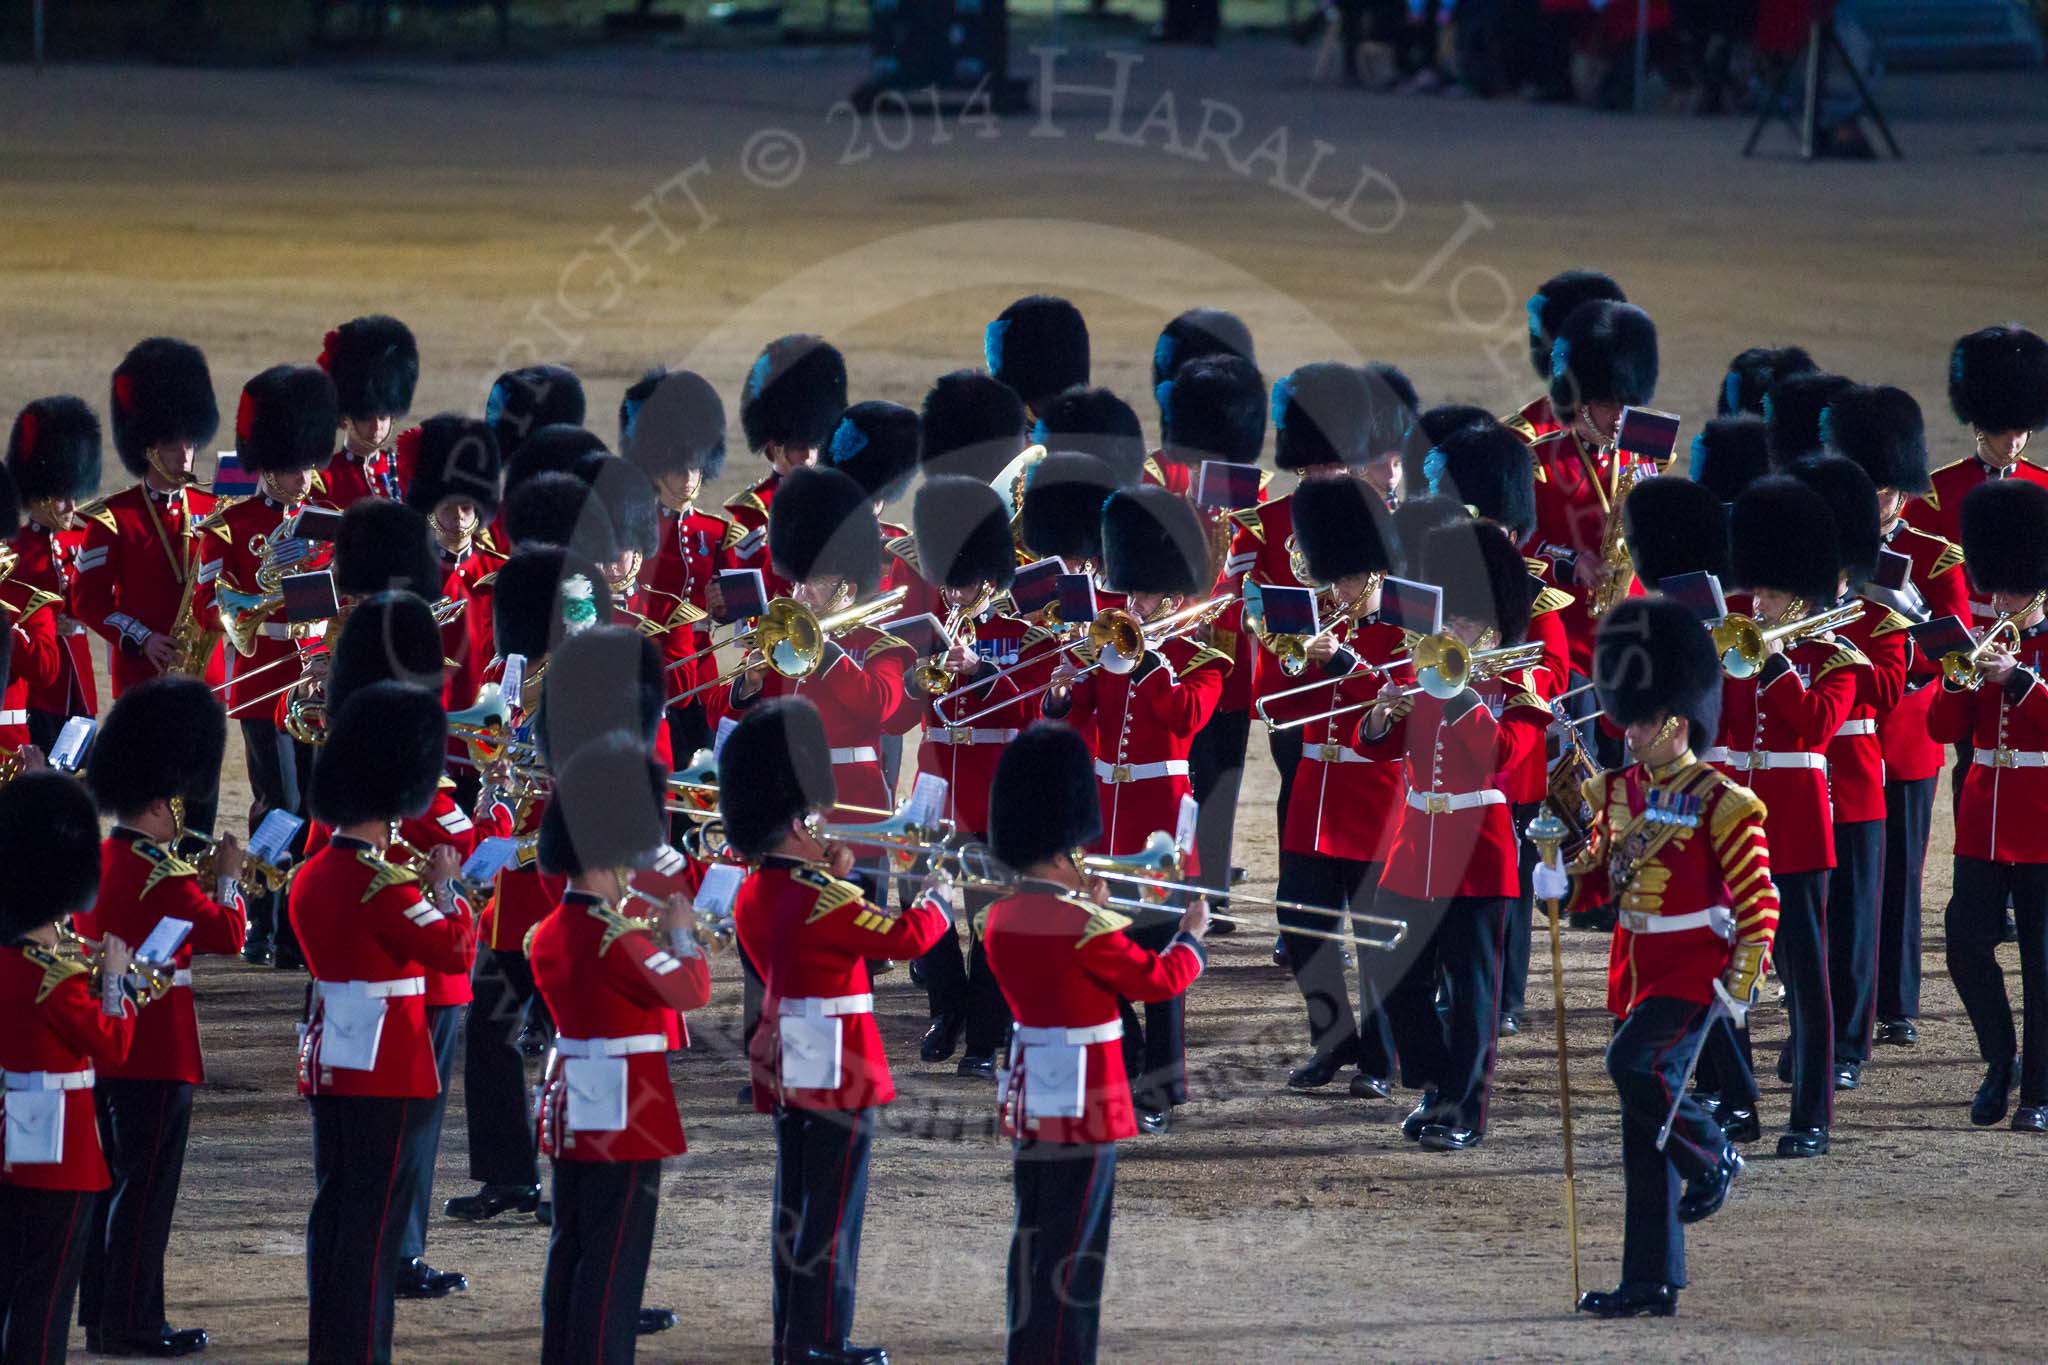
[[1254, 658, 1401, 727], [1941, 591, 2045, 690], [1711, 600, 1865, 680], [939, 593, 1231, 728], [1263, 633, 1548, 733], [671, 585, 911, 704]]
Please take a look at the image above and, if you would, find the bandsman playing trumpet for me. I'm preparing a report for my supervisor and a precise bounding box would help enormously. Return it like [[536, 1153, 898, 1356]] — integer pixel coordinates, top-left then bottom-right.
[[6, 396, 103, 750], [1553, 599, 1779, 1320], [725, 698, 953, 1365], [0, 771, 148, 1364], [1358, 517, 1552, 1151], [73, 677, 245, 1358], [981, 723, 1209, 1365], [530, 735, 714, 1364], [1930, 479, 2048, 1132]]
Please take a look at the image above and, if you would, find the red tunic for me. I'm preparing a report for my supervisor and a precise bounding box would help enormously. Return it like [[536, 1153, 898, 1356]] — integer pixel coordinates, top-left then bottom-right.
[[1822, 598, 1910, 824], [74, 484, 224, 696], [70, 833, 245, 1085], [530, 892, 712, 1163], [1586, 757, 1780, 1017], [0, 578, 62, 748], [1879, 524, 1971, 782], [289, 838, 476, 1098], [322, 445, 403, 508], [1226, 493, 1301, 718], [645, 506, 737, 706], [0, 937, 136, 1191], [1054, 636, 1228, 871], [981, 889, 1204, 1144], [734, 861, 949, 1112], [1906, 457, 2048, 625], [1524, 429, 1637, 679], [1355, 677, 1549, 900], [7, 523, 97, 719], [891, 611, 1035, 836], [1274, 618, 1407, 862], [1929, 624, 2048, 864], [723, 472, 786, 598], [193, 493, 336, 721], [1504, 393, 1569, 448], [1705, 627, 1861, 876]]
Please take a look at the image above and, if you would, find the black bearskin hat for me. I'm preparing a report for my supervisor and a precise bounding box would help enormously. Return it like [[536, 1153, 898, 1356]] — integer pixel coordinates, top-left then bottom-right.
[[334, 497, 441, 600], [1822, 384, 1929, 495], [1274, 363, 1416, 471], [825, 401, 922, 504], [1152, 307, 1256, 393], [0, 772, 102, 940], [1730, 475, 1841, 603], [538, 733, 670, 877], [309, 682, 446, 828], [1360, 363, 1421, 460], [1032, 387, 1146, 488], [1789, 454, 1882, 585], [1593, 597, 1722, 753], [1719, 345, 1816, 417], [401, 415, 503, 522], [619, 368, 727, 481], [985, 296, 1089, 409], [741, 334, 848, 454], [1949, 326, 2048, 434], [919, 370, 1029, 484], [320, 315, 418, 422], [1292, 475, 1395, 585], [1422, 419, 1535, 538], [537, 625, 666, 769], [1101, 484, 1208, 597], [325, 591, 443, 718], [6, 397, 102, 503], [487, 364, 586, 464], [234, 365, 340, 475], [575, 452, 661, 559], [1020, 451, 1118, 564], [1764, 371, 1854, 468], [1526, 269, 1626, 382], [1960, 478, 2048, 597], [719, 697, 837, 860], [1689, 416, 1772, 506], [110, 338, 218, 478], [492, 546, 614, 663], [1402, 403, 1495, 497], [0, 466, 16, 538], [503, 424, 608, 508], [506, 472, 618, 565], [1161, 354, 1266, 466], [1623, 475, 1729, 586], [990, 722, 1103, 871], [768, 465, 882, 594], [85, 675, 228, 815], [1420, 518, 1534, 646], [1548, 301, 1658, 421], [914, 475, 1016, 591]]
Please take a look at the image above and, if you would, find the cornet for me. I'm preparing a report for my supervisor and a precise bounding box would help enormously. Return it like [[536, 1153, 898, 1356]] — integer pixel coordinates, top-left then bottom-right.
[[57, 924, 177, 1006], [1712, 600, 1865, 680], [672, 585, 911, 704], [619, 885, 737, 955], [185, 829, 294, 897], [911, 601, 983, 697], [1941, 592, 2045, 691]]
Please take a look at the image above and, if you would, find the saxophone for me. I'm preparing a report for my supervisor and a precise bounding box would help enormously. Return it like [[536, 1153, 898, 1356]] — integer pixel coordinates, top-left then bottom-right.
[[1586, 455, 1650, 620], [165, 556, 221, 678]]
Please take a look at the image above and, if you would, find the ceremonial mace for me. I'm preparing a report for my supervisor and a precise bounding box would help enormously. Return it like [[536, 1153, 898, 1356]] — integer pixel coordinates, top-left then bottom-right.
[[1527, 806, 1581, 1304]]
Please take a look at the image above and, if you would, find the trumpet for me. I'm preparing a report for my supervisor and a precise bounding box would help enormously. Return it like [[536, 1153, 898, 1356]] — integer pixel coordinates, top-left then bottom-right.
[[672, 585, 911, 704], [912, 601, 984, 697], [941, 593, 1231, 728], [184, 829, 294, 896], [1712, 600, 1866, 680], [620, 885, 737, 954], [1941, 592, 2045, 690], [57, 924, 177, 1006]]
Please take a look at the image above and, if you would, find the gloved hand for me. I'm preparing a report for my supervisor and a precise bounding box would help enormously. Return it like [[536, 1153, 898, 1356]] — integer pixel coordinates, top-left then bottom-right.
[[1720, 940, 1767, 1027], [1531, 858, 1571, 904]]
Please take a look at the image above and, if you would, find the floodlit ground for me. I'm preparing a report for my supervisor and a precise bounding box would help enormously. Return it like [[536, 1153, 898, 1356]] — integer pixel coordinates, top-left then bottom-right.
[[4, 37, 2047, 1361]]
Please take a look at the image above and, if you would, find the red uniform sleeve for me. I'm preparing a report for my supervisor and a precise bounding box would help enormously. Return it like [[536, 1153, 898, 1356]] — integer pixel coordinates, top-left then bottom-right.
[[370, 886, 478, 977], [1927, 680, 1977, 745], [1866, 622, 1909, 713], [73, 515, 123, 647], [161, 875, 250, 958], [1494, 696, 1553, 775], [1711, 787, 1779, 953], [813, 641, 909, 730], [41, 970, 138, 1068], [1077, 928, 1203, 1004], [1758, 650, 1857, 748], [603, 930, 714, 1015], [6, 598, 64, 693], [1143, 654, 1225, 732], [1352, 700, 1410, 758], [818, 891, 952, 961]]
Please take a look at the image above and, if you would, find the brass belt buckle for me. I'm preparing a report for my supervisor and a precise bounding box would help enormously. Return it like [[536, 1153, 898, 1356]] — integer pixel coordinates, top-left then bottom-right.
[[1743, 752, 1766, 771], [1995, 748, 2018, 769], [950, 726, 972, 746], [1319, 742, 1341, 762], [1424, 792, 1450, 815], [1110, 764, 1133, 784]]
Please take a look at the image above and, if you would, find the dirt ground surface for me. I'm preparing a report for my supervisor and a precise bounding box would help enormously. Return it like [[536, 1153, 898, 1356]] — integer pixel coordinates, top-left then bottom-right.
[[6, 37, 2048, 1362]]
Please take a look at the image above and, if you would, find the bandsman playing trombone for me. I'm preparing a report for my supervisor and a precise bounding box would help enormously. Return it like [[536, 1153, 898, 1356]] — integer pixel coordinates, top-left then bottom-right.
[[724, 698, 953, 1365], [981, 722, 1209, 1365], [1258, 474, 1405, 1098], [73, 677, 245, 1357]]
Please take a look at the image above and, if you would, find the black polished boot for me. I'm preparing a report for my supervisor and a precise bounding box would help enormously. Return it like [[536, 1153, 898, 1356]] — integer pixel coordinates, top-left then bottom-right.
[[1576, 1282, 1678, 1318], [395, 1257, 469, 1299], [1400, 1090, 1443, 1141], [1714, 1102, 1761, 1144], [1776, 1127, 1829, 1158], [638, 1307, 677, 1334], [919, 1013, 963, 1063], [1676, 1144, 1744, 1223], [444, 1182, 540, 1222], [1972, 1059, 2015, 1127]]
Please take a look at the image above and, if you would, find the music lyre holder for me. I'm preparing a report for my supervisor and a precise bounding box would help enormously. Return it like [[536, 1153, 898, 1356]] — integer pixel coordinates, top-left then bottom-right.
[[1744, 19, 1902, 162]]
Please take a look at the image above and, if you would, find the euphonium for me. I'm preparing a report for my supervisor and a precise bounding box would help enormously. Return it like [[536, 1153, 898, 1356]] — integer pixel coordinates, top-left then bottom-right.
[[1941, 592, 2045, 691], [1711, 600, 1866, 680]]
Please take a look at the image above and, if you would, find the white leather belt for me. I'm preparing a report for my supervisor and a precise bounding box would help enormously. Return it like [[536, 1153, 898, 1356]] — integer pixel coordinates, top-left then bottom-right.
[[778, 993, 874, 1018], [1974, 749, 2048, 769], [554, 1033, 667, 1057], [1836, 719, 1877, 737], [830, 746, 879, 765], [0, 710, 24, 726], [926, 727, 1018, 747], [172, 969, 193, 988], [1619, 905, 1734, 939], [1014, 1020, 1123, 1046], [3, 1066, 95, 1091], [1307, 743, 1376, 764], [1406, 788, 1506, 814], [315, 976, 427, 1001], [1095, 758, 1190, 783], [1699, 748, 1826, 771]]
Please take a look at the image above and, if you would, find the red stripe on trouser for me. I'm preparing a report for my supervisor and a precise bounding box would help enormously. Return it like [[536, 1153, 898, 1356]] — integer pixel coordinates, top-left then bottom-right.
[[364, 1101, 410, 1365], [823, 1121, 858, 1344], [35, 1192, 87, 1365], [123, 1084, 173, 1336], [1649, 1002, 1714, 1169], [1051, 1148, 1104, 1363], [594, 1167, 635, 1362]]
